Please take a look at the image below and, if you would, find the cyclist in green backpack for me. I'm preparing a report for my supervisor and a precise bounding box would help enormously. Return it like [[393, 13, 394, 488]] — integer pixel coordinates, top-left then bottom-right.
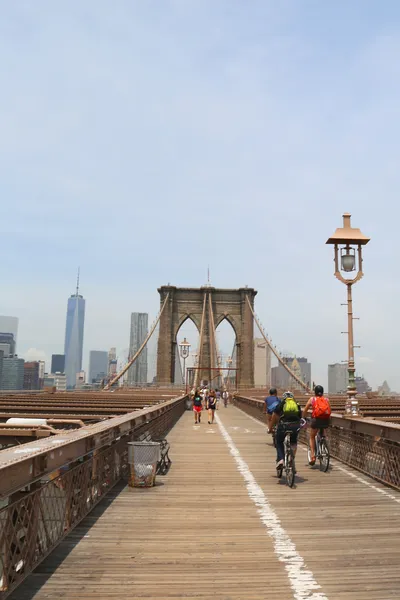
[[270, 391, 303, 470]]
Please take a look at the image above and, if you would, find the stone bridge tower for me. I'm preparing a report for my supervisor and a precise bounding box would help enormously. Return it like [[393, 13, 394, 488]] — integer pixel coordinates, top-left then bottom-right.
[[156, 286, 257, 388]]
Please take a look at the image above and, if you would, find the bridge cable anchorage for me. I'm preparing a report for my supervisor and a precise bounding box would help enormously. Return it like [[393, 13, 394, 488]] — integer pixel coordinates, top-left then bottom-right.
[[193, 291, 207, 389], [103, 293, 170, 390], [245, 296, 312, 394]]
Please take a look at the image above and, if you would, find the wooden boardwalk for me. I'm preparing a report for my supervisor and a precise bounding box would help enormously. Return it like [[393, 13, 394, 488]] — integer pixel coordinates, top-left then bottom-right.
[[11, 406, 400, 599]]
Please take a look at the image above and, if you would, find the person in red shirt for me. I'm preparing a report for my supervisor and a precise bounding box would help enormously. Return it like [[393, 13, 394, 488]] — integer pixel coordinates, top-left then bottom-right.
[[192, 389, 203, 424], [302, 385, 331, 465]]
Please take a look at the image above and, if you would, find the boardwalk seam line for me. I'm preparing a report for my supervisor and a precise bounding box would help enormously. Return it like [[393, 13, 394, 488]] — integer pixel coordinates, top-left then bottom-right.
[[237, 407, 400, 506], [215, 412, 328, 600]]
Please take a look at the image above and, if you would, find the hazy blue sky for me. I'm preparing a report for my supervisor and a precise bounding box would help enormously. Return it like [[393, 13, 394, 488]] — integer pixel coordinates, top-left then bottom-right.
[[1, 1, 400, 389]]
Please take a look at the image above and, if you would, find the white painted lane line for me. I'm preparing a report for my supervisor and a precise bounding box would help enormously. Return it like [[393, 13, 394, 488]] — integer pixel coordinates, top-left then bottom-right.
[[234, 406, 400, 506], [215, 413, 328, 600]]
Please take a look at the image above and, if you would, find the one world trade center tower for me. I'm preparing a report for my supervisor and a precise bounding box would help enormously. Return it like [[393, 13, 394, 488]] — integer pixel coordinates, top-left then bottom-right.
[[64, 271, 86, 388]]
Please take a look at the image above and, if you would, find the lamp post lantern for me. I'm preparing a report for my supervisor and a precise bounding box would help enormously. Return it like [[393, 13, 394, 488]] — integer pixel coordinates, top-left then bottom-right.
[[179, 337, 191, 390], [326, 213, 370, 416]]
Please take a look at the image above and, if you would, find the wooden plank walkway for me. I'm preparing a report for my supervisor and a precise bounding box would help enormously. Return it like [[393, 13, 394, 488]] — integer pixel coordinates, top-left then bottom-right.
[[11, 406, 400, 599]]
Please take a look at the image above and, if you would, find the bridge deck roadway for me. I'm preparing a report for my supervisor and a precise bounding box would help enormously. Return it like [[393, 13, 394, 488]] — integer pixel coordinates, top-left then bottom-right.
[[11, 406, 400, 600]]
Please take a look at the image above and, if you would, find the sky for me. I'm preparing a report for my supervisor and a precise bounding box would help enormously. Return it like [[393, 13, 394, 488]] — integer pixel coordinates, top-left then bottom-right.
[[1, 1, 400, 390]]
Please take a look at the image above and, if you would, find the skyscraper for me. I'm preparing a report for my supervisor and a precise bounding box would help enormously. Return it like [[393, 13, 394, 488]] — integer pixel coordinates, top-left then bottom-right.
[[127, 313, 148, 385], [328, 363, 348, 394], [0, 356, 24, 390], [254, 338, 272, 387], [0, 333, 16, 357], [271, 356, 311, 390], [89, 351, 108, 383], [51, 354, 65, 374], [0, 316, 18, 353], [64, 272, 86, 389]]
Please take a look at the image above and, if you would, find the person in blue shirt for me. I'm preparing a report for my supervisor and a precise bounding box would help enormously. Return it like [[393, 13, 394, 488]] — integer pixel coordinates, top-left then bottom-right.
[[264, 388, 280, 431]]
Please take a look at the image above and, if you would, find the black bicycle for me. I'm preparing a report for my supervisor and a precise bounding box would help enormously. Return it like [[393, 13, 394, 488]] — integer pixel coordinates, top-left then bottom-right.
[[276, 428, 297, 488], [307, 429, 330, 472]]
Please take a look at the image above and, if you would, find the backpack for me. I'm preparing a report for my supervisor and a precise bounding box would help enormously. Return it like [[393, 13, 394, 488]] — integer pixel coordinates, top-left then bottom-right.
[[312, 396, 331, 419], [282, 398, 299, 417]]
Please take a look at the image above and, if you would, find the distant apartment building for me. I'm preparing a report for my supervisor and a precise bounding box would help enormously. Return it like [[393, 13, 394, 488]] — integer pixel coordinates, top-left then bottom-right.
[[127, 313, 148, 385], [108, 347, 117, 376], [355, 375, 372, 395], [88, 351, 108, 384], [0, 316, 18, 352], [51, 354, 65, 374], [254, 338, 272, 388], [23, 361, 41, 390], [0, 350, 3, 388], [76, 371, 86, 389], [0, 356, 25, 390], [45, 372, 67, 391], [271, 356, 311, 390], [328, 363, 348, 394]]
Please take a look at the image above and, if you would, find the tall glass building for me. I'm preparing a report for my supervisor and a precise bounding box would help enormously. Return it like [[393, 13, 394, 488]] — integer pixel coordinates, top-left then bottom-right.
[[88, 350, 108, 383], [127, 313, 148, 385], [64, 280, 86, 389]]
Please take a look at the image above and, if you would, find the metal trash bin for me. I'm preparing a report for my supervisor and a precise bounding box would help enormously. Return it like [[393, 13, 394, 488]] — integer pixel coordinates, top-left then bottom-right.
[[128, 442, 161, 488], [185, 398, 193, 411]]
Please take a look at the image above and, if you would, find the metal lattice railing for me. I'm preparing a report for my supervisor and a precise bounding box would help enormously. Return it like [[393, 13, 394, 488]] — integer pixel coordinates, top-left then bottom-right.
[[0, 396, 186, 599], [233, 395, 400, 490]]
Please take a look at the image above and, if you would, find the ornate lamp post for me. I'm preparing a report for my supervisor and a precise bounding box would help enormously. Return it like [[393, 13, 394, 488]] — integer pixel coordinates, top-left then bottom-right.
[[179, 337, 191, 390], [326, 213, 370, 416]]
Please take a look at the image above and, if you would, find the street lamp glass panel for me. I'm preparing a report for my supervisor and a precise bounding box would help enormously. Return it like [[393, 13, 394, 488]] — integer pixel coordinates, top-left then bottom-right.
[[179, 338, 191, 359], [341, 248, 356, 272]]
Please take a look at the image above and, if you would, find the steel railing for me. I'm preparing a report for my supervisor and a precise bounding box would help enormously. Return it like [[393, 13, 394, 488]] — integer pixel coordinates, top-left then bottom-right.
[[233, 395, 400, 490], [0, 395, 186, 599]]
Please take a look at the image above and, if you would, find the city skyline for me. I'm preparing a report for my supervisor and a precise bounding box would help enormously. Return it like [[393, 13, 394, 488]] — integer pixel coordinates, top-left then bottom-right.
[[2, 3, 400, 389]]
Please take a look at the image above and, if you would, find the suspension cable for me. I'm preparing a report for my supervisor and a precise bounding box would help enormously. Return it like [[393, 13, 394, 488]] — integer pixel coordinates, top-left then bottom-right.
[[246, 296, 311, 393], [208, 293, 224, 387], [193, 292, 207, 389], [103, 293, 170, 390]]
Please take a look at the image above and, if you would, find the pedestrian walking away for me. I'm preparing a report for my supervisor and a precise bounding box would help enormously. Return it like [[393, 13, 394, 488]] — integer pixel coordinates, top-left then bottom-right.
[[192, 389, 203, 425], [222, 389, 229, 407], [207, 390, 217, 424]]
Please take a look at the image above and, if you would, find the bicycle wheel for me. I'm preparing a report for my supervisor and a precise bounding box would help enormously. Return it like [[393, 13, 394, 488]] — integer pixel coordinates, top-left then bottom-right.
[[285, 447, 295, 488], [319, 437, 330, 472], [272, 428, 277, 448]]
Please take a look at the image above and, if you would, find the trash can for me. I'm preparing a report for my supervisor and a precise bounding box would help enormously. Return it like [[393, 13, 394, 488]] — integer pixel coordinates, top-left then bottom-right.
[[128, 442, 161, 488], [185, 398, 193, 411]]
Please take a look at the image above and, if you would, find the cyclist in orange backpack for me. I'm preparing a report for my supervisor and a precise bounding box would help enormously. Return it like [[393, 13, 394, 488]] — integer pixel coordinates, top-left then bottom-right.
[[302, 385, 331, 465]]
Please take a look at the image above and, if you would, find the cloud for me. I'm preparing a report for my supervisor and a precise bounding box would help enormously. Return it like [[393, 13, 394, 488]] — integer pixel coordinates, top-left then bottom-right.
[[24, 348, 47, 362]]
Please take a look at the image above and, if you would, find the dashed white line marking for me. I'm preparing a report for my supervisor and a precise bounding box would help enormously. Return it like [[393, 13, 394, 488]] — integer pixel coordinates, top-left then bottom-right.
[[235, 406, 400, 506], [215, 413, 328, 600]]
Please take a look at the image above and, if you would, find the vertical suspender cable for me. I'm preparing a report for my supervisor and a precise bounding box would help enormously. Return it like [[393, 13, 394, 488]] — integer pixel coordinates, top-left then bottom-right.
[[246, 296, 311, 393]]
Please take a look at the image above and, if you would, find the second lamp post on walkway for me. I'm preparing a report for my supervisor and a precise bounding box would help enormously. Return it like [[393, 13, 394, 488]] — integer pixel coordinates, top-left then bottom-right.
[[326, 213, 370, 416], [179, 337, 191, 391]]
